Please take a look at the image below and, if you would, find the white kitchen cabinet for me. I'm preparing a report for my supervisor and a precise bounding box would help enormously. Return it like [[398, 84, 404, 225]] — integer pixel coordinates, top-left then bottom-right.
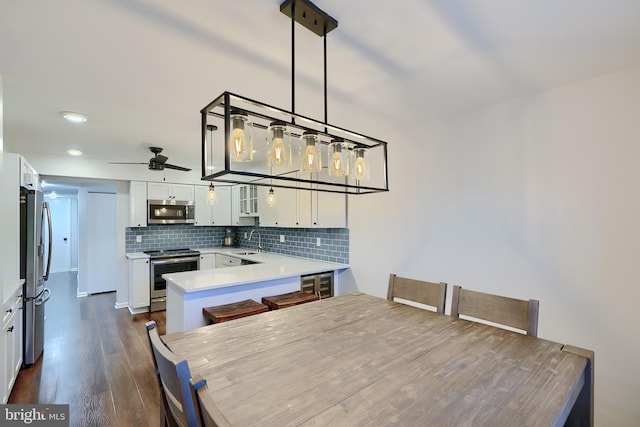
[[258, 186, 306, 227], [199, 253, 215, 270], [312, 191, 347, 228], [231, 186, 254, 226], [128, 181, 148, 227], [2, 290, 22, 404], [147, 182, 194, 201], [128, 257, 150, 312], [215, 254, 242, 268], [239, 185, 258, 216], [194, 185, 232, 226], [20, 156, 39, 190]]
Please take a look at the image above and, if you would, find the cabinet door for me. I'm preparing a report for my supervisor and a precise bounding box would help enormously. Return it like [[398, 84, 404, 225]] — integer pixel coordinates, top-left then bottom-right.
[[130, 258, 150, 308], [129, 181, 148, 227], [210, 187, 232, 225], [199, 254, 215, 270], [194, 186, 213, 226], [312, 191, 346, 228], [20, 157, 39, 190], [147, 182, 172, 200], [171, 184, 194, 201], [258, 186, 278, 227], [276, 187, 298, 227], [11, 298, 22, 382], [231, 186, 253, 226]]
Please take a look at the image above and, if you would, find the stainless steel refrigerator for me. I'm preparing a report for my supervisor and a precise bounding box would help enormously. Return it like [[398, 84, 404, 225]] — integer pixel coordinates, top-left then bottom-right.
[[19, 187, 52, 366]]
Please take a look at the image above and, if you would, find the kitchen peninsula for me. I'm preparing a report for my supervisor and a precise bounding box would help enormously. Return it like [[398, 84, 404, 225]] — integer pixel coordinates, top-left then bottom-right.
[[162, 249, 349, 333]]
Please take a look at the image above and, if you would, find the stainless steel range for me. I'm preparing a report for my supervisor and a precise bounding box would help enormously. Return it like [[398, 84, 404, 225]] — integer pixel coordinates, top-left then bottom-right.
[[144, 248, 200, 311]]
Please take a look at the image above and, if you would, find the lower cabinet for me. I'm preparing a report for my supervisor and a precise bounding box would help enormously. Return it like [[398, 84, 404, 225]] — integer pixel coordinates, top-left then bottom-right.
[[128, 258, 150, 311], [2, 291, 23, 404], [216, 254, 242, 268], [301, 271, 334, 299], [199, 253, 215, 270]]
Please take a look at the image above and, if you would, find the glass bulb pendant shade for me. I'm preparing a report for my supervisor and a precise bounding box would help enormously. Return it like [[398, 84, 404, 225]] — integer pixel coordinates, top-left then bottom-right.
[[229, 110, 253, 162], [300, 131, 322, 174], [353, 147, 369, 180], [205, 124, 217, 174], [207, 184, 218, 204], [328, 139, 349, 176], [268, 121, 291, 167], [266, 187, 277, 207]]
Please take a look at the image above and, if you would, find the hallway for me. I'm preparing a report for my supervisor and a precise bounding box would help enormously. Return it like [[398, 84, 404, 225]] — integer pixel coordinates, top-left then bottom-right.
[[9, 272, 166, 426]]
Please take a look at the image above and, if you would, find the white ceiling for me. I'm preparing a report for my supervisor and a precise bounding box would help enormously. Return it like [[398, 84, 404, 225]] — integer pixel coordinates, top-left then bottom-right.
[[2, 0, 640, 174]]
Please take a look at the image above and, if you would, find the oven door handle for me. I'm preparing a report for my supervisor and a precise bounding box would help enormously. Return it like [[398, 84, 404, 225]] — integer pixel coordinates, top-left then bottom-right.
[[150, 256, 200, 265]]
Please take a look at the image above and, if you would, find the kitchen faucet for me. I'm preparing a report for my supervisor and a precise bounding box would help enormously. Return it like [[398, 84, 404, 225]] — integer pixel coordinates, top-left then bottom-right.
[[248, 229, 262, 252]]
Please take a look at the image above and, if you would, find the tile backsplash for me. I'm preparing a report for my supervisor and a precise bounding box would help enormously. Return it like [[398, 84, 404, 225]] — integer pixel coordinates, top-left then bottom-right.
[[125, 225, 349, 264]]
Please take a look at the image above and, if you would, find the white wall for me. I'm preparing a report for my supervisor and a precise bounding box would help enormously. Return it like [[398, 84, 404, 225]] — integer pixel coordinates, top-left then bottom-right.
[[349, 64, 640, 426]]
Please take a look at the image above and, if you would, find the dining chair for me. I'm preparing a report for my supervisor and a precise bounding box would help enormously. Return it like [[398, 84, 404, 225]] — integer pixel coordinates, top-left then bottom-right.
[[145, 321, 178, 427], [146, 320, 202, 427], [190, 375, 233, 427], [450, 285, 539, 337], [387, 274, 447, 314]]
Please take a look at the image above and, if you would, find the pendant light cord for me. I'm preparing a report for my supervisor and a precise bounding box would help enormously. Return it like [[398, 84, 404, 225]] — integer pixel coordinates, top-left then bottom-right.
[[324, 24, 328, 133], [291, 1, 296, 124]]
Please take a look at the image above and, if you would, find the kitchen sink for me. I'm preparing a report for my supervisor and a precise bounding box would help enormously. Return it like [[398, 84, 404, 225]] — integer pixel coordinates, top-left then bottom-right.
[[235, 251, 257, 255]]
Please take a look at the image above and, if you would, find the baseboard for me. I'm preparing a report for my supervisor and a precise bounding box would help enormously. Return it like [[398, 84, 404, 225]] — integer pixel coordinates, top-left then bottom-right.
[[114, 302, 128, 310], [128, 306, 149, 315], [77, 291, 88, 298]]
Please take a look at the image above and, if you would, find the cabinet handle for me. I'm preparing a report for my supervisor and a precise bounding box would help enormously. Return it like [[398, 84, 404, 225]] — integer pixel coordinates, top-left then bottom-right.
[[146, 260, 149, 264], [6, 308, 12, 313], [7, 326, 14, 333]]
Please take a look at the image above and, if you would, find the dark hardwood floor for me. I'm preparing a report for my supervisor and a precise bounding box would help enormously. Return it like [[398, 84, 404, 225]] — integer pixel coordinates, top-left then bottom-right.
[[9, 272, 167, 427]]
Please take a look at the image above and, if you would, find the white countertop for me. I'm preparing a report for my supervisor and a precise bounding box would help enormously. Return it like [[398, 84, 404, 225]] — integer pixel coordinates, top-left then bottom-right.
[[162, 248, 349, 294], [125, 252, 150, 260]]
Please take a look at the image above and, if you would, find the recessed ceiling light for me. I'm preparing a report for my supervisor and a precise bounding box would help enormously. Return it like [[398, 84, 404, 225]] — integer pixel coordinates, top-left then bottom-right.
[[67, 149, 83, 156], [60, 111, 88, 123]]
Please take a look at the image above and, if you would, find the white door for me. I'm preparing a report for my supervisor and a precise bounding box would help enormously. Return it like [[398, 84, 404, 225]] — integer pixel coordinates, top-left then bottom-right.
[[46, 197, 71, 273], [86, 192, 117, 294]]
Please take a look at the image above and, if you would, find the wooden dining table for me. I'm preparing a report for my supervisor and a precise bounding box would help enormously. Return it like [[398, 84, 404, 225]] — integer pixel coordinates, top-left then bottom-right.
[[163, 293, 593, 427]]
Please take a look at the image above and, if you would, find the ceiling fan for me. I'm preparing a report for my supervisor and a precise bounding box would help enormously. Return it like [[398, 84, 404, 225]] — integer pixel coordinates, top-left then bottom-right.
[[109, 146, 191, 171]]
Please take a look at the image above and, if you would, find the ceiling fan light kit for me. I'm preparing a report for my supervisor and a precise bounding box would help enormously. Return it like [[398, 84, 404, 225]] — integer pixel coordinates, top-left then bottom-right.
[[200, 0, 388, 195]]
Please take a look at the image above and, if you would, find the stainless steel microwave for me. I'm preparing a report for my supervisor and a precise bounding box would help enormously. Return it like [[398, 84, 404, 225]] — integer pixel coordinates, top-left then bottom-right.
[[148, 199, 195, 224]]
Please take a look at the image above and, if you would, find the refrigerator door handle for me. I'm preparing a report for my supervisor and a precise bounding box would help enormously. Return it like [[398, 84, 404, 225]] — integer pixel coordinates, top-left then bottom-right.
[[43, 201, 52, 282], [35, 288, 51, 306]]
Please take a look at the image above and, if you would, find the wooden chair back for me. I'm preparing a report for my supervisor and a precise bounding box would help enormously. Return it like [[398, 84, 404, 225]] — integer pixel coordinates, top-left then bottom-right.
[[146, 321, 201, 427], [191, 375, 233, 427], [450, 285, 539, 337], [387, 274, 447, 314]]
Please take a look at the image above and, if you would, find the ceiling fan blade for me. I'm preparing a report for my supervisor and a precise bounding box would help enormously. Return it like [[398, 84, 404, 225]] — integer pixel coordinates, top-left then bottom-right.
[[164, 163, 192, 172], [108, 161, 148, 165]]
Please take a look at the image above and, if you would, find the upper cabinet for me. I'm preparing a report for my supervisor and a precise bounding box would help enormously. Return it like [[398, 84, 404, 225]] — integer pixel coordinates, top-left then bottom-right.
[[239, 185, 259, 217], [20, 156, 39, 190], [258, 183, 345, 229], [194, 185, 232, 226], [147, 182, 194, 201], [129, 181, 147, 227], [231, 186, 255, 226], [259, 186, 310, 228], [312, 191, 347, 228]]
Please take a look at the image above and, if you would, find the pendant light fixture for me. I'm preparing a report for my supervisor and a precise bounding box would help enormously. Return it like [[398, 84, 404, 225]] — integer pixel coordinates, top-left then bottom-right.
[[207, 183, 218, 204], [300, 131, 322, 174], [268, 121, 291, 167], [328, 139, 349, 177], [266, 187, 277, 206], [230, 110, 252, 162], [200, 0, 389, 195]]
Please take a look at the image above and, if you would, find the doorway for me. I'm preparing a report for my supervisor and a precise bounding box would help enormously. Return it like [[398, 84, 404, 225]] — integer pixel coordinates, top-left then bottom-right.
[[44, 197, 73, 273]]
